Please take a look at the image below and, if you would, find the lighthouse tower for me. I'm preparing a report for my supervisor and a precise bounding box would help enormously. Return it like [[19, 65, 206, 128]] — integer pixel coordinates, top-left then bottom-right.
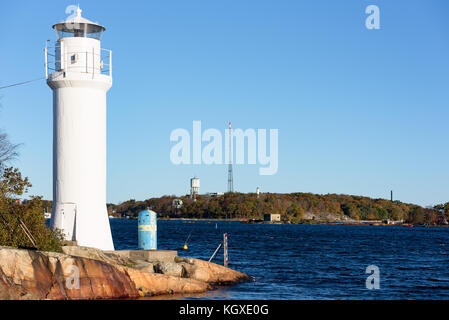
[[46, 7, 114, 250]]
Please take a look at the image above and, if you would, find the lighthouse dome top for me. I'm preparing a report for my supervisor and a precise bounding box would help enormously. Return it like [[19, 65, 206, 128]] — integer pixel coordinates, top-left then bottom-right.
[[53, 7, 106, 40]]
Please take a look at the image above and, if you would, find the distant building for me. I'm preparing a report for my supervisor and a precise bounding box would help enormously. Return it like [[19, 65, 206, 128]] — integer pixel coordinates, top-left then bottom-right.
[[382, 219, 404, 225], [264, 214, 281, 222], [206, 192, 224, 197], [172, 199, 183, 209]]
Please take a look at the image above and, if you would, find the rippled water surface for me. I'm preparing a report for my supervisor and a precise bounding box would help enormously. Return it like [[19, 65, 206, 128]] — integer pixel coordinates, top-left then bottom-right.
[[110, 219, 449, 299]]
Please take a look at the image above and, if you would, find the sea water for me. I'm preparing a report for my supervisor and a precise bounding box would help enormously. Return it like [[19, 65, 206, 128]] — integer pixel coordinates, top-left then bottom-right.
[[110, 219, 449, 299]]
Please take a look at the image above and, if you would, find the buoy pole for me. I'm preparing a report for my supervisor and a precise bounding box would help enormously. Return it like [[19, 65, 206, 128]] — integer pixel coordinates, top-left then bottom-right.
[[223, 233, 228, 267]]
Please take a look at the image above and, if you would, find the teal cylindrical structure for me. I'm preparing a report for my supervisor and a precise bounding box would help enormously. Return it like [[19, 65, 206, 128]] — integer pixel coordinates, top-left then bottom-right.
[[138, 209, 157, 250]]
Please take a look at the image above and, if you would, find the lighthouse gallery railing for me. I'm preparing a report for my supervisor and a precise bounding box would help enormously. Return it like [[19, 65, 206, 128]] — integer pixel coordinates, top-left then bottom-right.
[[45, 42, 112, 79]]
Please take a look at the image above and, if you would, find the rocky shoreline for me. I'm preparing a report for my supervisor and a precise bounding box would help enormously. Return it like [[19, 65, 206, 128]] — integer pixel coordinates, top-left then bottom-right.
[[0, 246, 250, 300]]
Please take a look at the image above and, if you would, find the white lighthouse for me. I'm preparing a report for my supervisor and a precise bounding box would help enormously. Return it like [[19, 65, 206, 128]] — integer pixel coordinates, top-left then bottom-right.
[[46, 7, 114, 250]]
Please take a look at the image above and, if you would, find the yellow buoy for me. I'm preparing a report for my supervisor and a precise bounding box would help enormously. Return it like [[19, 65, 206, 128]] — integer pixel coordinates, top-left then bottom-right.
[[183, 232, 192, 250]]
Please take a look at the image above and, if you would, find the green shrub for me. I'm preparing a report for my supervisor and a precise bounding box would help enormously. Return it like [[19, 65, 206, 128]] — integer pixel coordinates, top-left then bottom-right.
[[0, 167, 63, 252]]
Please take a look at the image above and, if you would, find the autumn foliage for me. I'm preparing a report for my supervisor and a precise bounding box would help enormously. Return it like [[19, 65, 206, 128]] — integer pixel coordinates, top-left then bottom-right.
[[109, 192, 448, 225]]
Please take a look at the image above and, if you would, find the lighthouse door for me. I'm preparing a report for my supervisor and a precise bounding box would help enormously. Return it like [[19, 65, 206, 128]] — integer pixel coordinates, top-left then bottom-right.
[[58, 203, 77, 241]]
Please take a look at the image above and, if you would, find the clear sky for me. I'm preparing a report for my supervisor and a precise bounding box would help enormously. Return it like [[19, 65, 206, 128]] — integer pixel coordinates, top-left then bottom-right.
[[0, 0, 448, 207]]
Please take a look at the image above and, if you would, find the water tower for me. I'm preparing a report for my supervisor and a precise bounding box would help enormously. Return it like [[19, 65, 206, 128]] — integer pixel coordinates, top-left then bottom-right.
[[190, 177, 200, 200], [46, 7, 114, 250]]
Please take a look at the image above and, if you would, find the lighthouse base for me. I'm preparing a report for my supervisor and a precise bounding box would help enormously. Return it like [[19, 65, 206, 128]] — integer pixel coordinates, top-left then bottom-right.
[[50, 203, 114, 251]]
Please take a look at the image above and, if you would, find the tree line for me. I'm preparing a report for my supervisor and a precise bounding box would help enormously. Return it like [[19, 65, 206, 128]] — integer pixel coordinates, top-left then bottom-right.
[[107, 192, 449, 225]]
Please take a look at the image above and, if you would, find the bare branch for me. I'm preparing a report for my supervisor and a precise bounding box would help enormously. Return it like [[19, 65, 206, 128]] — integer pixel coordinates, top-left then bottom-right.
[[0, 131, 20, 165]]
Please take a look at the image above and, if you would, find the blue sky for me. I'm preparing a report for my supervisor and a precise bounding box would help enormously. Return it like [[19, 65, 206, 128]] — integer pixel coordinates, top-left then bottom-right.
[[0, 0, 448, 206]]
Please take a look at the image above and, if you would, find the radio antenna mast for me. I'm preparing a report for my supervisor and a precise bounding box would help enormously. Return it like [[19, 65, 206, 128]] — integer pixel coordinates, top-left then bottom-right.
[[227, 121, 233, 193]]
